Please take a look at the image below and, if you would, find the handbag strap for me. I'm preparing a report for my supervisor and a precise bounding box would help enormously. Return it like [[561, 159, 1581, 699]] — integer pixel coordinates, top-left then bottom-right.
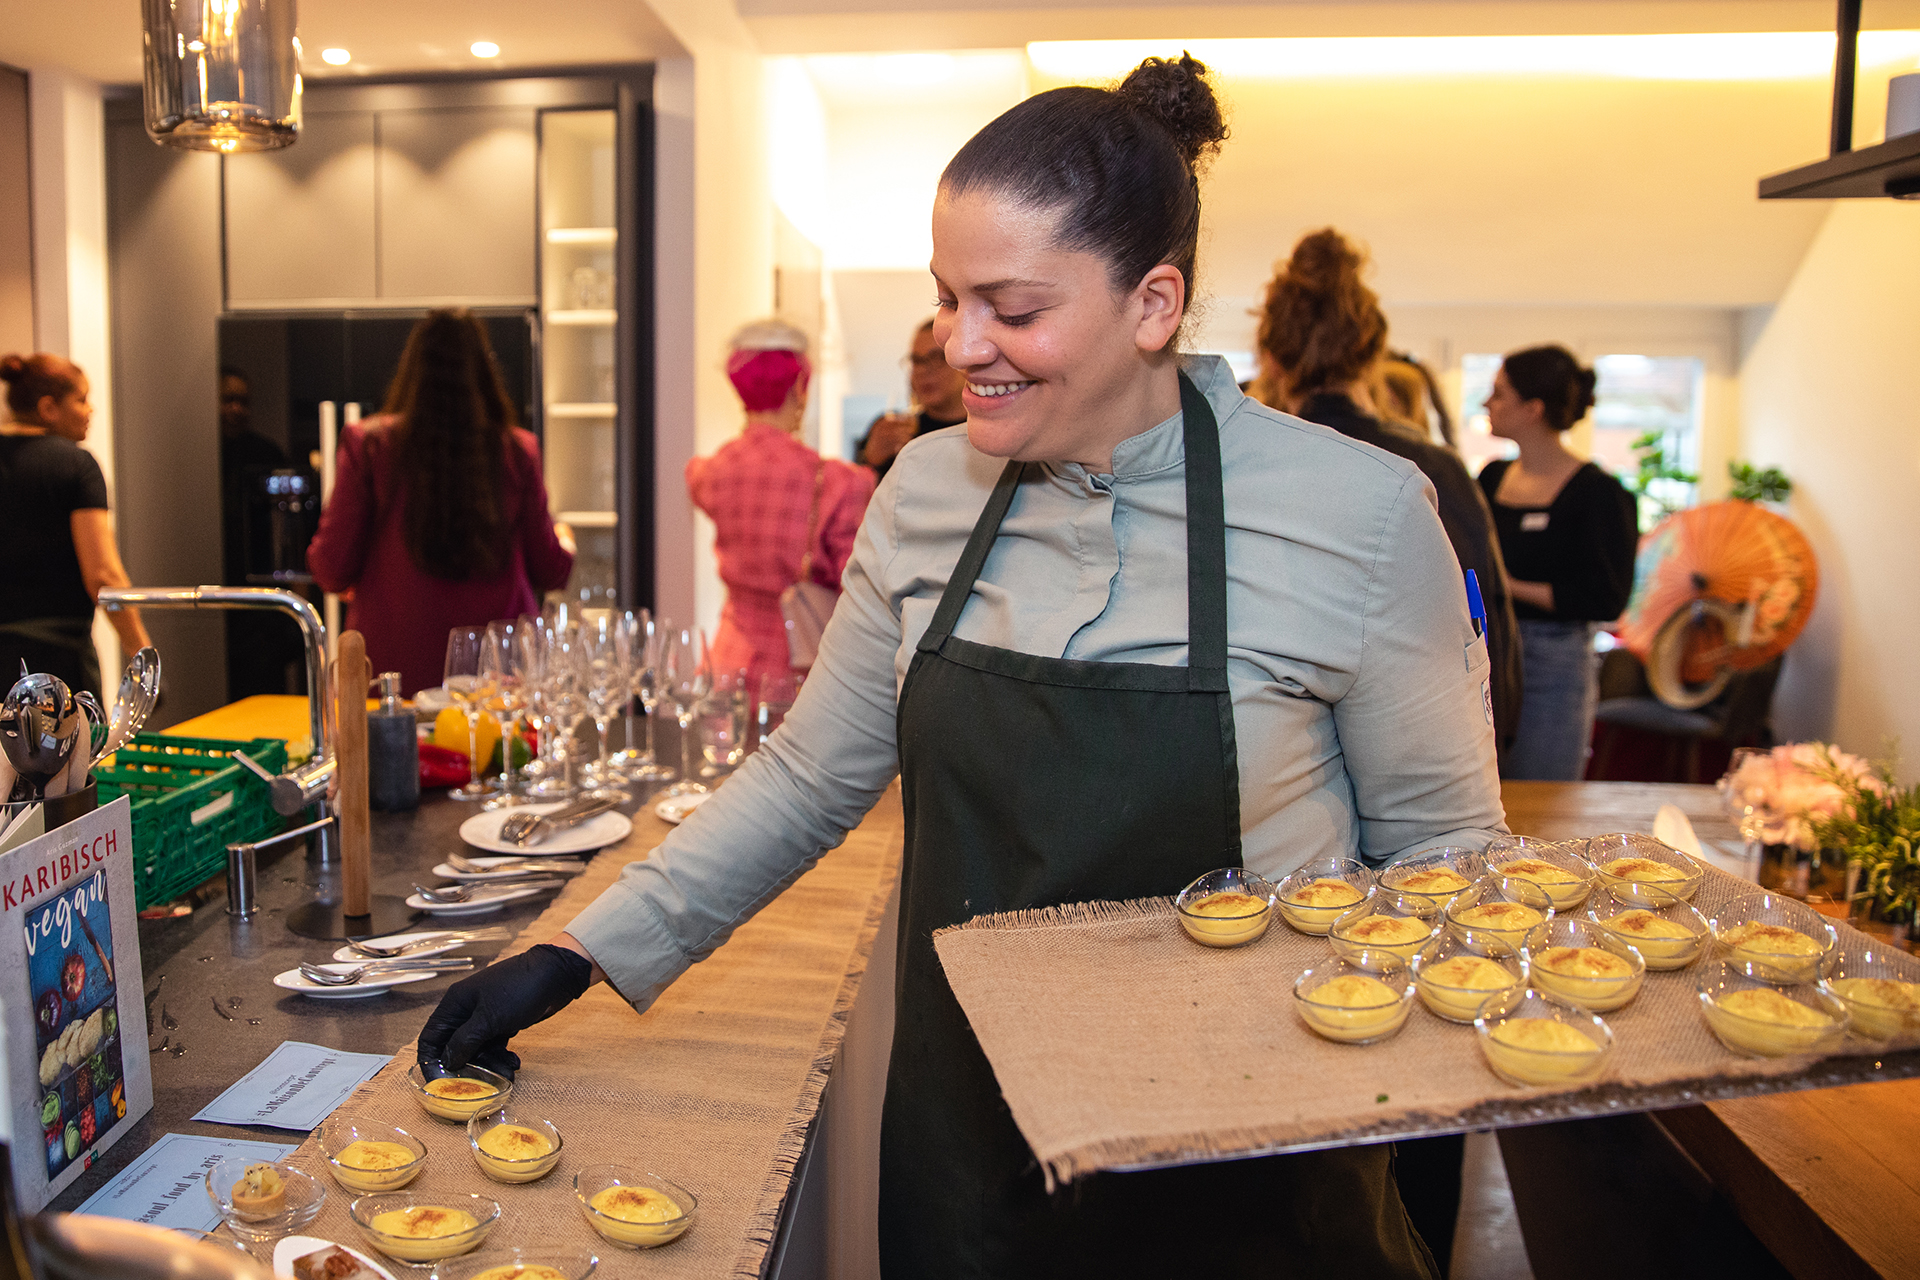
[[796, 459, 826, 585]]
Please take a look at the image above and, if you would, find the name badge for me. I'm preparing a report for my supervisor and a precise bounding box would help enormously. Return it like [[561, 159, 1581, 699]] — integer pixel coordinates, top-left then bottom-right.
[[1520, 512, 1550, 532]]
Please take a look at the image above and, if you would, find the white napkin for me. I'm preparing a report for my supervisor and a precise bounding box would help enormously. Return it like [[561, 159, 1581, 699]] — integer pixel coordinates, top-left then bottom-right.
[[1652, 803, 1705, 859]]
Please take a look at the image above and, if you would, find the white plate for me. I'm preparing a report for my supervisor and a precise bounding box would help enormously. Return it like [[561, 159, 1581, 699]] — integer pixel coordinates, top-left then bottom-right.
[[273, 1236, 398, 1280], [404, 883, 560, 916], [459, 803, 632, 856], [655, 792, 711, 825], [273, 964, 446, 1000], [331, 930, 471, 963], [413, 686, 453, 715], [431, 857, 585, 883]]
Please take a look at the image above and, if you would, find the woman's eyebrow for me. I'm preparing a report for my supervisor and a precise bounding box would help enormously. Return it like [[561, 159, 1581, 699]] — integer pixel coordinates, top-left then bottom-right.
[[972, 278, 1053, 294]]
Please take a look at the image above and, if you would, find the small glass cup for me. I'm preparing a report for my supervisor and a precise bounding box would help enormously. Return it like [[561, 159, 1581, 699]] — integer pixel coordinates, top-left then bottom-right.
[[1584, 882, 1710, 971], [1292, 956, 1416, 1045], [1329, 888, 1442, 969], [1474, 986, 1614, 1087], [1697, 959, 1847, 1057], [1378, 847, 1486, 916], [1485, 836, 1594, 911], [316, 1118, 427, 1194], [1274, 857, 1374, 936], [574, 1165, 698, 1249], [1826, 948, 1920, 1046], [1411, 933, 1527, 1024], [1444, 875, 1556, 957], [406, 1062, 513, 1122], [1709, 891, 1840, 983], [431, 1247, 602, 1280], [1174, 867, 1278, 949], [467, 1107, 564, 1184], [204, 1158, 325, 1260], [348, 1191, 501, 1265], [1520, 916, 1647, 1012], [1584, 832, 1705, 902]]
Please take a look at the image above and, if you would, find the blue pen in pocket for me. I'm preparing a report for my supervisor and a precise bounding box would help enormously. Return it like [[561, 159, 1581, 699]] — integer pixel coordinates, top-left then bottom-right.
[[1464, 569, 1486, 638]]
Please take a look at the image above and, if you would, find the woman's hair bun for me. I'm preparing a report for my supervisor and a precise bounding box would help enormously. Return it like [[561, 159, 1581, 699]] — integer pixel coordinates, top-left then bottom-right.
[[1573, 366, 1598, 420], [0, 353, 25, 382], [1116, 52, 1228, 171], [1283, 228, 1367, 298], [1501, 344, 1596, 431]]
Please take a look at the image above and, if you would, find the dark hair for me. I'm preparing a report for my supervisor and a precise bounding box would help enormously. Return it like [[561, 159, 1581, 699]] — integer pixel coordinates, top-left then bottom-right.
[[1384, 351, 1457, 448], [0, 353, 81, 419], [1502, 344, 1596, 432], [379, 309, 515, 580], [1256, 228, 1386, 400], [940, 53, 1227, 305]]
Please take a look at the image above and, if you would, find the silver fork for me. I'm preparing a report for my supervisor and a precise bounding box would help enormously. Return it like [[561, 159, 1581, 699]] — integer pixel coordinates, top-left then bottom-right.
[[447, 851, 584, 876], [346, 927, 513, 959], [297, 957, 474, 986], [412, 877, 567, 904], [499, 793, 620, 845]]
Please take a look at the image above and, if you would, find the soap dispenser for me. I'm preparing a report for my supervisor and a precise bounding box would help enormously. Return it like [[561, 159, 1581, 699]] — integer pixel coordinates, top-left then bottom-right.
[[367, 671, 420, 812]]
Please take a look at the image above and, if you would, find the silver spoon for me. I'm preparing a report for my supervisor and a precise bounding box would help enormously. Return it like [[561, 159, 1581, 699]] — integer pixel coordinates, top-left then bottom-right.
[[447, 851, 585, 876], [98, 648, 161, 757], [346, 927, 514, 959], [297, 957, 474, 986], [412, 877, 566, 904]]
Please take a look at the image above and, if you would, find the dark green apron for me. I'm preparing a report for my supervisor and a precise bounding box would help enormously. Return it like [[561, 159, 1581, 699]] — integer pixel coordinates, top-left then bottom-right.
[[879, 374, 1437, 1278]]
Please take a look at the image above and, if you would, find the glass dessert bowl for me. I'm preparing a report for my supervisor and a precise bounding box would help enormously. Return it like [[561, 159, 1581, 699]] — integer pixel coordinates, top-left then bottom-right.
[[1378, 847, 1486, 917], [407, 1062, 513, 1122], [1709, 892, 1839, 983], [1484, 836, 1594, 911], [1519, 917, 1646, 1012], [1274, 857, 1374, 936], [1584, 882, 1709, 971], [1174, 867, 1278, 949], [1583, 832, 1705, 902], [1444, 875, 1555, 958], [1474, 986, 1614, 1087], [1292, 956, 1416, 1045], [1411, 934, 1527, 1024], [316, 1118, 428, 1193], [429, 1246, 601, 1280], [348, 1191, 501, 1264], [1823, 948, 1920, 1046], [573, 1165, 698, 1249], [204, 1157, 325, 1259], [1697, 960, 1847, 1058], [467, 1107, 564, 1184], [1328, 889, 1442, 968]]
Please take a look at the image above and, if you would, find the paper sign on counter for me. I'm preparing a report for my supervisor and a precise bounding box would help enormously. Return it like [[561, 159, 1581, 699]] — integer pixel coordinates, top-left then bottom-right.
[[73, 1132, 297, 1234], [192, 1040, 389, 1131]]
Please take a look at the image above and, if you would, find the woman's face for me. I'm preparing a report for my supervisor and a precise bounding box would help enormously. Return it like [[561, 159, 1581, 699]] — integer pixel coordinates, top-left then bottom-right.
[[929, 187, 1183, 468], [38, 375, 92, 442], [1483, 368, 1543, 440]]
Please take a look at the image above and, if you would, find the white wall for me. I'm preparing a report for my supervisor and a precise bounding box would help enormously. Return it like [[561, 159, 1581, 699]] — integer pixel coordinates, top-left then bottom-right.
[[1738, 201, 1920, 784]]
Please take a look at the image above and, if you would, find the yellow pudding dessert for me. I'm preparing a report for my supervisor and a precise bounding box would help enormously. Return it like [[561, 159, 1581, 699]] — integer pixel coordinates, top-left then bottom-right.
[[1179, 890, 1272, 948], [420, 1076, 506, 1121], [1278, 879, 1365, 935], [1297, 974, 1411, 1043], [1482, 1017, 1606, 1085], [1718, 922, 1827, 981], [1495, 859, 1588, 909], [1601, 909, 1702, 968], [231, 1163, 287, 1218], [1827, 978, 1920, 1040], [1449, 901, 1546, 954], [1332, 914, 1436, 962], [1415, 955, 1520, 1022], [331, 1140, 422, 1192], [472, 1123, 561, 1183], [471, 1268, 568, 1280], [1704, 987, 1843, 1056], [366, 1206, 483, 1262], [1601, 857, 1686, 884], [586, 1185, 691, 1247], [1529, 946, 1643, 1011], [1394, 867, 1472, 907]]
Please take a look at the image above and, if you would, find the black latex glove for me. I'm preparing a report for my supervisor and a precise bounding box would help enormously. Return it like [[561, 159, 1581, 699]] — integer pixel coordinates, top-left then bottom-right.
[[417, 944, 593, 1080]]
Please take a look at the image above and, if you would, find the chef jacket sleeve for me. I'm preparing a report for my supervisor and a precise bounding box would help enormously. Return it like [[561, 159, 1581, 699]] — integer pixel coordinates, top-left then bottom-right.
[[566, 477, 908, 1011], [1334, 471, 1508, 864]]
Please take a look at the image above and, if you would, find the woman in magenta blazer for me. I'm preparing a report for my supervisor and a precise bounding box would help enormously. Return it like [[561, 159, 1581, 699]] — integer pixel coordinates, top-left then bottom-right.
[[308, 309, 574, 695]]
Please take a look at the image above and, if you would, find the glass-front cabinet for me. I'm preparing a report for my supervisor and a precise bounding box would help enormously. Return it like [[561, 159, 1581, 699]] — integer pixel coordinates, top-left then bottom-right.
[[539, 108, 620, 597]]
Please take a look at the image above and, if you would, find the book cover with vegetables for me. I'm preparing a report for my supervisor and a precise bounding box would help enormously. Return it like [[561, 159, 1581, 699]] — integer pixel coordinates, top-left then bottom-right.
[[4, 797, 152, 1211]]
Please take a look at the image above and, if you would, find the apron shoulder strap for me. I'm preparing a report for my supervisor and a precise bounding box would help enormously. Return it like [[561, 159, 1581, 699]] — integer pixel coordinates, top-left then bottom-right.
[[1178, 371, 1230, 694], [917, 460, 1025, 653]]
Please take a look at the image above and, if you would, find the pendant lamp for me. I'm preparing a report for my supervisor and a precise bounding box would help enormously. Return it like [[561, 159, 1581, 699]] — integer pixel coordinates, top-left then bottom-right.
[[142, 0, 302, 152]]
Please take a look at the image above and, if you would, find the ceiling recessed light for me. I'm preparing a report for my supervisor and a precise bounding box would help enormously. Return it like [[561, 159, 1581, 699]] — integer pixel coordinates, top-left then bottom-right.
[[320, 47, 350, 66], [470, 41, 500, 59]]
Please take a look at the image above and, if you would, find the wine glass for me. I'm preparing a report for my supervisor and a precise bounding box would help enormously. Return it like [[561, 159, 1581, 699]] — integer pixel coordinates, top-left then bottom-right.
[[661, 628, 711, 798], [481, 619, 530, 810], [528, 620, 588, 800], [698, 668, 750, 777], [755, 672, 801, 751], [610, 609, 673, 784], [443, 627, 500, 801], [580, 612, 634, 801]]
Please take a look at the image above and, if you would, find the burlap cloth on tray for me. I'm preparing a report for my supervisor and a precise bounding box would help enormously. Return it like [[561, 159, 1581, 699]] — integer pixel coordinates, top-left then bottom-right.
[[933, 862, 1920, 1189], [270, 787, 902, 1279]]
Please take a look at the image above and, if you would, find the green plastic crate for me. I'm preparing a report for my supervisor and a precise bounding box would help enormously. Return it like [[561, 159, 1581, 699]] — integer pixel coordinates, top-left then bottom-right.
[[94, 734, 289, 909]]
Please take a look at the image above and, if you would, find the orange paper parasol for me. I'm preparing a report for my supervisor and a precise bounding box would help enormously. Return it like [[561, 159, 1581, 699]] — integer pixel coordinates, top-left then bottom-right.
[[1618, 501, 1818, 691]]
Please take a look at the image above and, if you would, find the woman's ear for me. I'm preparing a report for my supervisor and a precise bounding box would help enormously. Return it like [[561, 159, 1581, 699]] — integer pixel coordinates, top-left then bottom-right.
[[1131, 263, 1186, 354]]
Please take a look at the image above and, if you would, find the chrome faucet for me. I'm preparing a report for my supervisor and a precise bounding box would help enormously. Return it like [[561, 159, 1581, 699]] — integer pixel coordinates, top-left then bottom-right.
[[99, 585, 339, 864]]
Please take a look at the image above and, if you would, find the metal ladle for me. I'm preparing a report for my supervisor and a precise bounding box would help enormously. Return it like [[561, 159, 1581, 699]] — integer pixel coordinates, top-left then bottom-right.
[[1, 668, 87, 802], [95, 646, 162, 757]]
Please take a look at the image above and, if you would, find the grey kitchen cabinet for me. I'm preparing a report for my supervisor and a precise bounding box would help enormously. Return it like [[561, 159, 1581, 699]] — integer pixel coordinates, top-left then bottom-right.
[[378, 107, 537, 305], [224, 110, 378, 307]]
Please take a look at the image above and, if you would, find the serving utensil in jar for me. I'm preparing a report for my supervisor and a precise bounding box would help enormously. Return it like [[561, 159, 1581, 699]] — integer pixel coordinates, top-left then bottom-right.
[[1, 668, 85, 801], [346, 926, 514, 958], [296, 957, 475, 986]]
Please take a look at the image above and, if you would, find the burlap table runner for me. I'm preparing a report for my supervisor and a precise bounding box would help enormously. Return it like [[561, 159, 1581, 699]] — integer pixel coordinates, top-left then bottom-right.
[[266, 786, 902, 1278], [933, 861, 1920, 1189]]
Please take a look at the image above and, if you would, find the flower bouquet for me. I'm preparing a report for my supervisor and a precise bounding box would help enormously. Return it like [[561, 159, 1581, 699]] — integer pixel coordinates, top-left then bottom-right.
[[1719, 743, 1883, 901]]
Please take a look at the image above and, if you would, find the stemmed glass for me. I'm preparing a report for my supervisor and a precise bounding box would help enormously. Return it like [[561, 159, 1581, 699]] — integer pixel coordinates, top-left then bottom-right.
[[528, 621, 588, 800], [481, 619, 530, 810], [661, 628, 711, 798], [609, 609, 673, 784], [699, 669, 751, 778], [580, 613, 634, 801], [443, 626, 499, 802]]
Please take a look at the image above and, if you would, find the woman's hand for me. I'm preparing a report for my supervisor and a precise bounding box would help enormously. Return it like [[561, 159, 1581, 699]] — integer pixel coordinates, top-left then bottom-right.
[[416, 939, 600, 1078]]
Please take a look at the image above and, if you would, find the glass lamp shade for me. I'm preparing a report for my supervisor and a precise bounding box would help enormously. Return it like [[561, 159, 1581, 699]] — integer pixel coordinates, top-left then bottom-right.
[[142, 0, 302, 152]]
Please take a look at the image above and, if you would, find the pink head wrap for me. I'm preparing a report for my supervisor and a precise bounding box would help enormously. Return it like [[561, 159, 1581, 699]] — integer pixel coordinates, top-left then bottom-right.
[[727, 348, 811, 413]]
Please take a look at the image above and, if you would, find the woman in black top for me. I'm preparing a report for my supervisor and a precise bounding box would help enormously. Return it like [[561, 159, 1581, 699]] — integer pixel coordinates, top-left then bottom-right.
[[1476, 346, 1638, 781], [0, 353, 149, 698]]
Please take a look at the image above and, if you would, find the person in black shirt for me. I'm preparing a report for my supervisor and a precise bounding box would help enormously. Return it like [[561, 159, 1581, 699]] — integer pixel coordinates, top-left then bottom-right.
[[0, 353, 149, 698], [854, 318, 966, 481], [1476, 345, 1639, 782]]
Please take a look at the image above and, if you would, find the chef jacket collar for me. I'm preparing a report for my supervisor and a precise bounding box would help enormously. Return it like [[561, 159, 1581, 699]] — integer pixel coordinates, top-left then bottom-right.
[[1039, 354, 1241, 493]]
